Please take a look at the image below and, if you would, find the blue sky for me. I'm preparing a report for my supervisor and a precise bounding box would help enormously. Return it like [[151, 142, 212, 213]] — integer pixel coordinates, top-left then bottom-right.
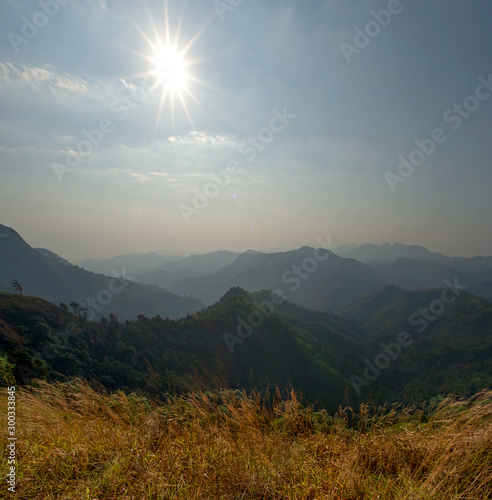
[[0, 0, 491, 260]]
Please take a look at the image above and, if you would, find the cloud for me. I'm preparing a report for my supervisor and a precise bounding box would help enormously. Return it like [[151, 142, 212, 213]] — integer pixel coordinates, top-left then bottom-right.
[[0, 63, 108, 141], [0, 62, 89, 98]]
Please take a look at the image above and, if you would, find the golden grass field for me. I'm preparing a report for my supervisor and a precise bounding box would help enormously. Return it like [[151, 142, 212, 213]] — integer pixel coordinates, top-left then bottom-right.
[[1, 380, 491, 500]]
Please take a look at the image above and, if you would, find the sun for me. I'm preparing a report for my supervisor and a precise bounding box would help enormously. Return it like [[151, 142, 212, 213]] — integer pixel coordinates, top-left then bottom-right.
[[120, 1, 221, 137], [153, 44, 189, 94]]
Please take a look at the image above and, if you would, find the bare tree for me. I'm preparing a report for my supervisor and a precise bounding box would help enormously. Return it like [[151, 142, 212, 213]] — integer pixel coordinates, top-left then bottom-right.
[[10, 280, 23, 295]]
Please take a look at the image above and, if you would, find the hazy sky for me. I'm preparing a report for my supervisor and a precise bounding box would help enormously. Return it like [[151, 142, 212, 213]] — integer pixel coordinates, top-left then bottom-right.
[[0, 0, 491, 261]]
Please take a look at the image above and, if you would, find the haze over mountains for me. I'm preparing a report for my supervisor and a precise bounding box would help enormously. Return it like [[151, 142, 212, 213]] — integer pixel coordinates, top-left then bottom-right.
[[0, 224, 202, 320], [79, 253, 184, 276], [1, 220, 491, 406], [85, 239, 492, 308], [334, 242, 450, 263], [2, 223, 492, 319], [3, 2, 492, 496]]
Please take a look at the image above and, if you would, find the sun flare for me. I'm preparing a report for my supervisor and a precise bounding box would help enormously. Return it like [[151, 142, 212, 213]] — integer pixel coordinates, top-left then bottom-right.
[[153, 44, 189, 94], [122, 1, 221, 136]]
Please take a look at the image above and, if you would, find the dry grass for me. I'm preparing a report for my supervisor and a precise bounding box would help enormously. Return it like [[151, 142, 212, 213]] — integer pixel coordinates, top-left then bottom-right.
[[1, 380, 491, 499]]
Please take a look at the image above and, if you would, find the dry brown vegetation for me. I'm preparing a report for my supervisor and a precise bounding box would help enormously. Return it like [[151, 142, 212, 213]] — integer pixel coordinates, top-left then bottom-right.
[[1, 380, 491, 499]]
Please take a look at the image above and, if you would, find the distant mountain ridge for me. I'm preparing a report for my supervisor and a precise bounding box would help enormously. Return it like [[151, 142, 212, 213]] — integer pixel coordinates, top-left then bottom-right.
[[35, 248, 72, 266], [3, 223, 491, 322], [165, 246, 388, 311], [0, 224, 203, 320], [80, 250, 250, 282], [79, 252, 183, 276], [331, 243, 492, 302], [334, 242, 449, 263], [134, 250, 263, 295], [150, 250, 245, 274], [74, 242, 492, 312], [371, 258, 469, 289]]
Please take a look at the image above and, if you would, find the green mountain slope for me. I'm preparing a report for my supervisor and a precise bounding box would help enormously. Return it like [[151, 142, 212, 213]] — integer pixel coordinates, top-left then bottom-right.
[[2, 285, 490, 408], [0, 289, 371, 408], [341, 285, 492, 399]]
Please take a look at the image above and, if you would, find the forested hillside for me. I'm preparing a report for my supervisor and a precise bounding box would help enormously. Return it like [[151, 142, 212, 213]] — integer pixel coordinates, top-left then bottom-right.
[[2, 286, 491, 408]]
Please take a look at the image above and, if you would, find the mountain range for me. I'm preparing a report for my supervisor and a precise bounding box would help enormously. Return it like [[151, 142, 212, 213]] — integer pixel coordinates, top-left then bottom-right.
[[0, 224, 202, 320], [161, 247, 388, 310], [333, 242, 449, 263], [0, 222, 490, 406], [2, 224, 492, 318]]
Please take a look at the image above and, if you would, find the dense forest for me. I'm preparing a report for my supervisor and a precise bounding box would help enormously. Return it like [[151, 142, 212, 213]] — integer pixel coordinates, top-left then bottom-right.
[[1, 286, 491, 410]]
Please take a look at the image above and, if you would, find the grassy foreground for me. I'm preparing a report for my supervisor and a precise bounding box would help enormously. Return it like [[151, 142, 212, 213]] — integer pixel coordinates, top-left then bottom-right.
[[1, 381, 491, 500]]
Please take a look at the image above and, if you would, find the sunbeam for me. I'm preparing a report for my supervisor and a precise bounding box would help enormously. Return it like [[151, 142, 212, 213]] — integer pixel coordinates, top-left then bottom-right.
[[121, 0, 219, 136]]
